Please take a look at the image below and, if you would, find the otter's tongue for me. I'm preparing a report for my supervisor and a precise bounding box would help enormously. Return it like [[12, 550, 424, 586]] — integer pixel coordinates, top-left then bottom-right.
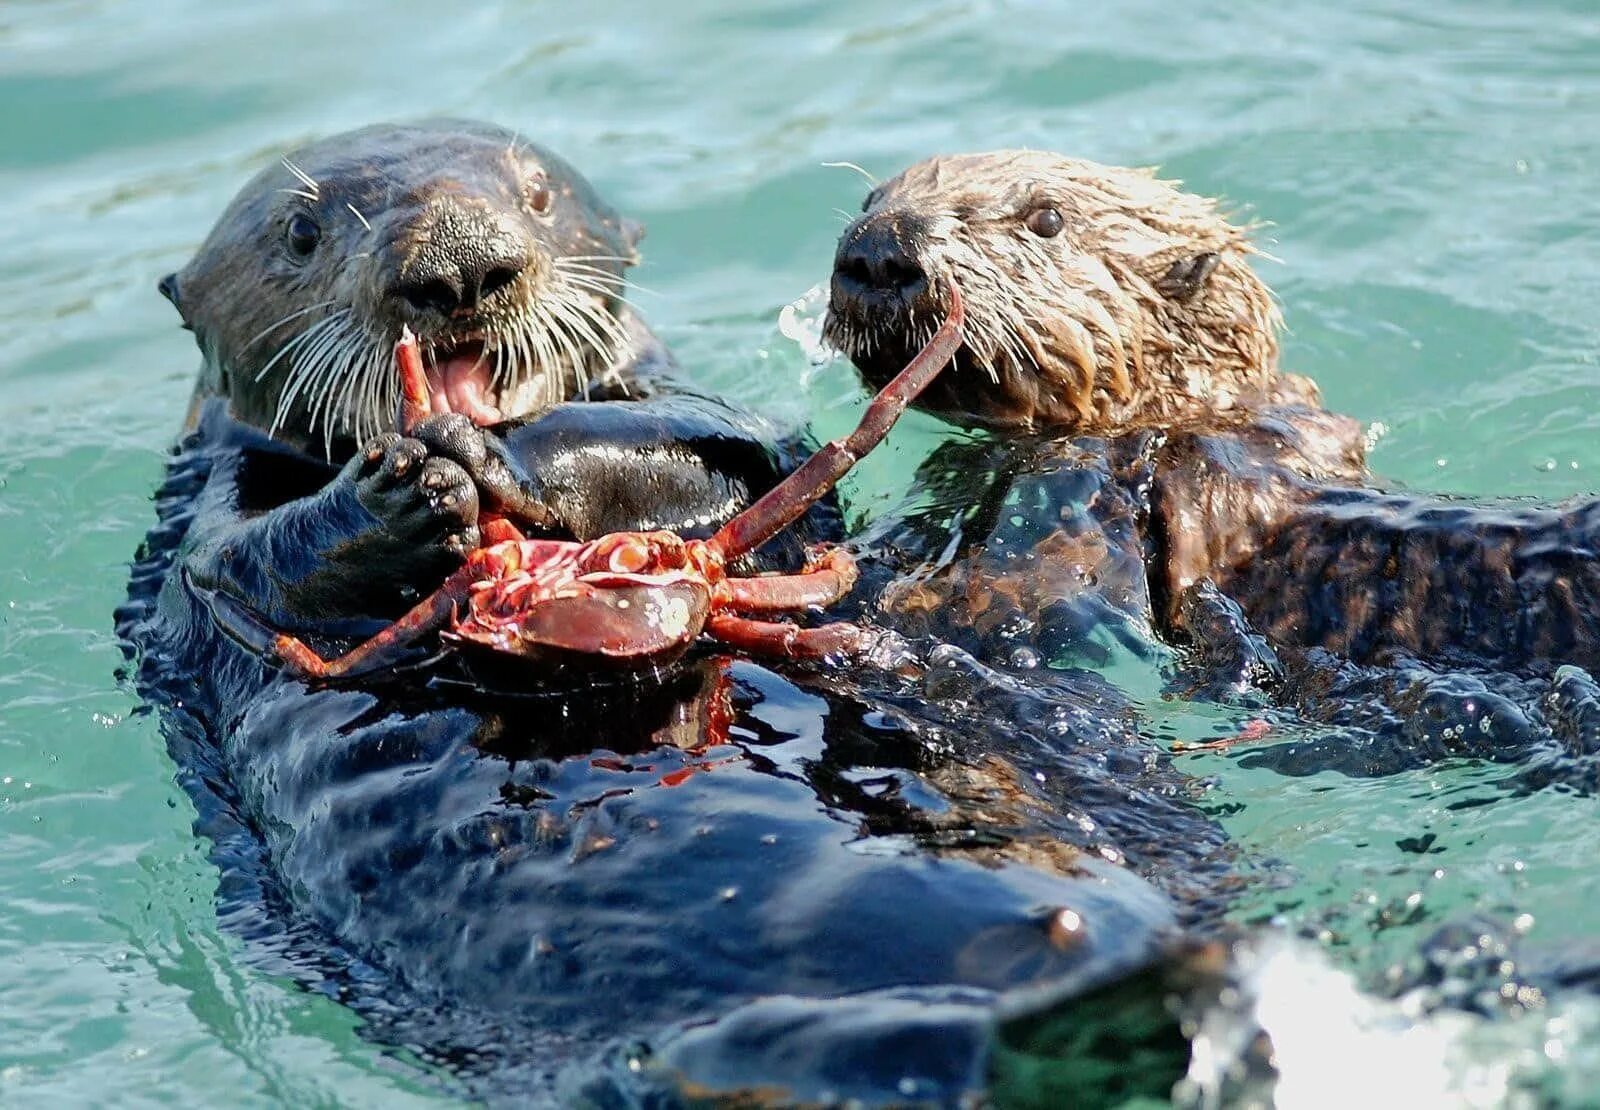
[[426, 348, 503, 426]]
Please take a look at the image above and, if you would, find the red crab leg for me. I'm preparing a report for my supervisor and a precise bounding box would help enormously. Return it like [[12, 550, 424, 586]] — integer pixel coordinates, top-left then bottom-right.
[[273, 571, 475, 680], [396, 326, 431, 434], [723, 548, 858, 612], [709, 283, 965, 561], [704, 613, 878, 660]]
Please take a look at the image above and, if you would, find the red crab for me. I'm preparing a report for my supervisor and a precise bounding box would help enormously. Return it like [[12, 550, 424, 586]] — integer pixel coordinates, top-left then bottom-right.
[[266, 286, 965, 680]]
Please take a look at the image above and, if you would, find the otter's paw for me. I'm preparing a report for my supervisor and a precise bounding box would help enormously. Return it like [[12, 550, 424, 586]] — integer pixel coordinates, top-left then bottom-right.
[[352, 432, 481, 556], [409, 413, 557, 528]]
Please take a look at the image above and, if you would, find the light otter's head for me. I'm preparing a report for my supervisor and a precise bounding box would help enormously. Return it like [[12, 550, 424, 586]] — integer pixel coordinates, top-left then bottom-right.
[[823, 151, 1283, 431], [162, 120, 644, 456]]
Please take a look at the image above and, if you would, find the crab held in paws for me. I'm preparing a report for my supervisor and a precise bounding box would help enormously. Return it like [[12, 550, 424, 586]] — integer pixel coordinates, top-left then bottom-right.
[[262, 284, 965, 679]]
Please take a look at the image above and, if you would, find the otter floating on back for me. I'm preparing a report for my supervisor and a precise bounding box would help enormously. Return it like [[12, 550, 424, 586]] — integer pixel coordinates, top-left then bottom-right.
[[121, 124, 1233, 1103]]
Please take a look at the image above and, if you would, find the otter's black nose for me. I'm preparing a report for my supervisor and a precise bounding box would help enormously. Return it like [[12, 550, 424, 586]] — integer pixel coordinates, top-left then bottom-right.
[[392, 204, 532, 318], [833, 216, 928, 304]]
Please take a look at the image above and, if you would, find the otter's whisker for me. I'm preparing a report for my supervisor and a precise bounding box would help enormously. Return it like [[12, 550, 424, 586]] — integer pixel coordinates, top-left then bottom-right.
[[558, 300, 625, 375], [555, 259, 656, 299], [555, 269, 636, 297], [241, 299, 339, 356], [558, 275, 650, 317], [290, 318, 364, 445], [257, 309, 348, 386], [525, 311, 560, 403], [266, 325, 352, 439], [281, 157, 320, 197], [299, 327, 360, 449], [543, 300, 594, 402], [353, 339, 389, 445], [320, 334, 368, 457], [555, 254, 635, 265], [552, 260, 630, 282]]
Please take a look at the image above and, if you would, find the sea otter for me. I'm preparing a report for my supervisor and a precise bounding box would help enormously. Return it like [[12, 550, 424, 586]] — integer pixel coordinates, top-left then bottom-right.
[[159, 119, 840, 635], [121, 124, 1233, 1102], [825, 150, 1600, 691]]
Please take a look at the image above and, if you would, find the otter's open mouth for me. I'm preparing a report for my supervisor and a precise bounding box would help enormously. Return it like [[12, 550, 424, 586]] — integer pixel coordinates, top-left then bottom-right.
[[422, 339, 503, 426]]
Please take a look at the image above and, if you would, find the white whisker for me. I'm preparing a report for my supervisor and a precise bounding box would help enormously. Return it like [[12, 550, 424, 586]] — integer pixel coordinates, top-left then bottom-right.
[[821, 161, 877, 186], [281, 157, 320, 196], [240, 299, 337, 355]]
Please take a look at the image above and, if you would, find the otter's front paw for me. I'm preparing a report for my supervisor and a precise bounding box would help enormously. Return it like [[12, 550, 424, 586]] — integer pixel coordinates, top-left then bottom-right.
[[353, 432, 481, 556], [409, 412, 558, 529]]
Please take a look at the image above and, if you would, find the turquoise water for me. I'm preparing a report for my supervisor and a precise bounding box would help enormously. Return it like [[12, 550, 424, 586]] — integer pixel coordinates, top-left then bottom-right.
[[4, 0, 1600, 1103]]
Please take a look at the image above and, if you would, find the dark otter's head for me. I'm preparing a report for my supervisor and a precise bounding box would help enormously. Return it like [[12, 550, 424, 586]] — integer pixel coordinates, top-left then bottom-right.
[[823, 151, 1283, 431], [162, 119, 644, 455]]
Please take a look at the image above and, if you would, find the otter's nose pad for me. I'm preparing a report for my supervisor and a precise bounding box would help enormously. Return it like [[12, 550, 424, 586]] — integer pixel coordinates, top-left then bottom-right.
[[833, 218, 928, 303], [391, 204, 533, 319]]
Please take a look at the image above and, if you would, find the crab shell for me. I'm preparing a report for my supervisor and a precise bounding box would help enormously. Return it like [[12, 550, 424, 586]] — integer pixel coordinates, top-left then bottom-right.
[[440, 533, 722, 669]]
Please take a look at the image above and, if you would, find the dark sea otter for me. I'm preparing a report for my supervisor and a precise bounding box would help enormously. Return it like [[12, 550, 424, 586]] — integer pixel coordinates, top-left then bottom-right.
[[120, 123, 1237, 1104], [825, 150, 1600, 772], [162, 118, 835, 632]]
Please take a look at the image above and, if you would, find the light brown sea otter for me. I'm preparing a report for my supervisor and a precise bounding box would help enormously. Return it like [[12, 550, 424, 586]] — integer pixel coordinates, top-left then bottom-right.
[[824, 151, 1600, 687], [824, 150, 1320, 431]]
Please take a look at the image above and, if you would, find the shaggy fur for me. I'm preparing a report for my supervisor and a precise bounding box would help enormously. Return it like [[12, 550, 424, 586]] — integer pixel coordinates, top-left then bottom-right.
[[825, 150, 1304, 430]]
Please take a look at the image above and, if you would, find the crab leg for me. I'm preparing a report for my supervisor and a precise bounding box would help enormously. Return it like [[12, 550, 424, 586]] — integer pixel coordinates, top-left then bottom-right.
[[709, 283, 965, 561], [704, 613, 878, 660], [396, 326, 432, 433], [723, 548, 858, 612], [273, 571, 475, 680]]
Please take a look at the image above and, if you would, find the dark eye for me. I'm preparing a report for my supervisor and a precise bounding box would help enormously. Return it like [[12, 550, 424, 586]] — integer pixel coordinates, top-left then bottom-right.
[[1026, 207, 1064, 238], [527, 179, 552, 215], [285, 212, 321, 258]]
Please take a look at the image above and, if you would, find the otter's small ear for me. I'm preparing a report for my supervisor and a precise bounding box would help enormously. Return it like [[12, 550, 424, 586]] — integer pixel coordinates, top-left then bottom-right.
[[621, 217, 645, 264], [158, 272, 196, 331], [159, 272, 195, 331], [1156, 252, 1220, 303]]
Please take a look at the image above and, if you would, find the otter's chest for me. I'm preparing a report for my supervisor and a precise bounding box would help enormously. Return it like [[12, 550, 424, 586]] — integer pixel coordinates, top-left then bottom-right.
[[861, 432, 1165, 668]]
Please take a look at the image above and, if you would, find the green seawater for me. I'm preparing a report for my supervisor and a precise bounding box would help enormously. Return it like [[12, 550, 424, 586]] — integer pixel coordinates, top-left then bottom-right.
[[2, 1, 1598, 1104]]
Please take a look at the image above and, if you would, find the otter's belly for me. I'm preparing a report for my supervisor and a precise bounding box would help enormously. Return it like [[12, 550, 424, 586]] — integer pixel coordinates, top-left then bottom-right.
[[121, 456, 1223, 1101]]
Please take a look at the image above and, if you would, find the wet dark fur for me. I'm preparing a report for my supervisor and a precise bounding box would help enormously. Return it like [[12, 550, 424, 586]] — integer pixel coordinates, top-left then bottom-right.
[[117, 409, 1238, 1102], [123, 125, 1243, 1101], [828, 151, 1600, 776]]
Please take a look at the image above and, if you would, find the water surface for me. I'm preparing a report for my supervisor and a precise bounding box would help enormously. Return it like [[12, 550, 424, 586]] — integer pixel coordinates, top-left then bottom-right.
[[4, 0, 1600, 1103]]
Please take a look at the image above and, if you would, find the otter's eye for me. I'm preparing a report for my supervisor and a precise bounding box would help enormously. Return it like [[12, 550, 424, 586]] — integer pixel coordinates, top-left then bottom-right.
[[1025, 207, 1064, 238], [285, 213, 321, 258], [527, 179, 552, 215]]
